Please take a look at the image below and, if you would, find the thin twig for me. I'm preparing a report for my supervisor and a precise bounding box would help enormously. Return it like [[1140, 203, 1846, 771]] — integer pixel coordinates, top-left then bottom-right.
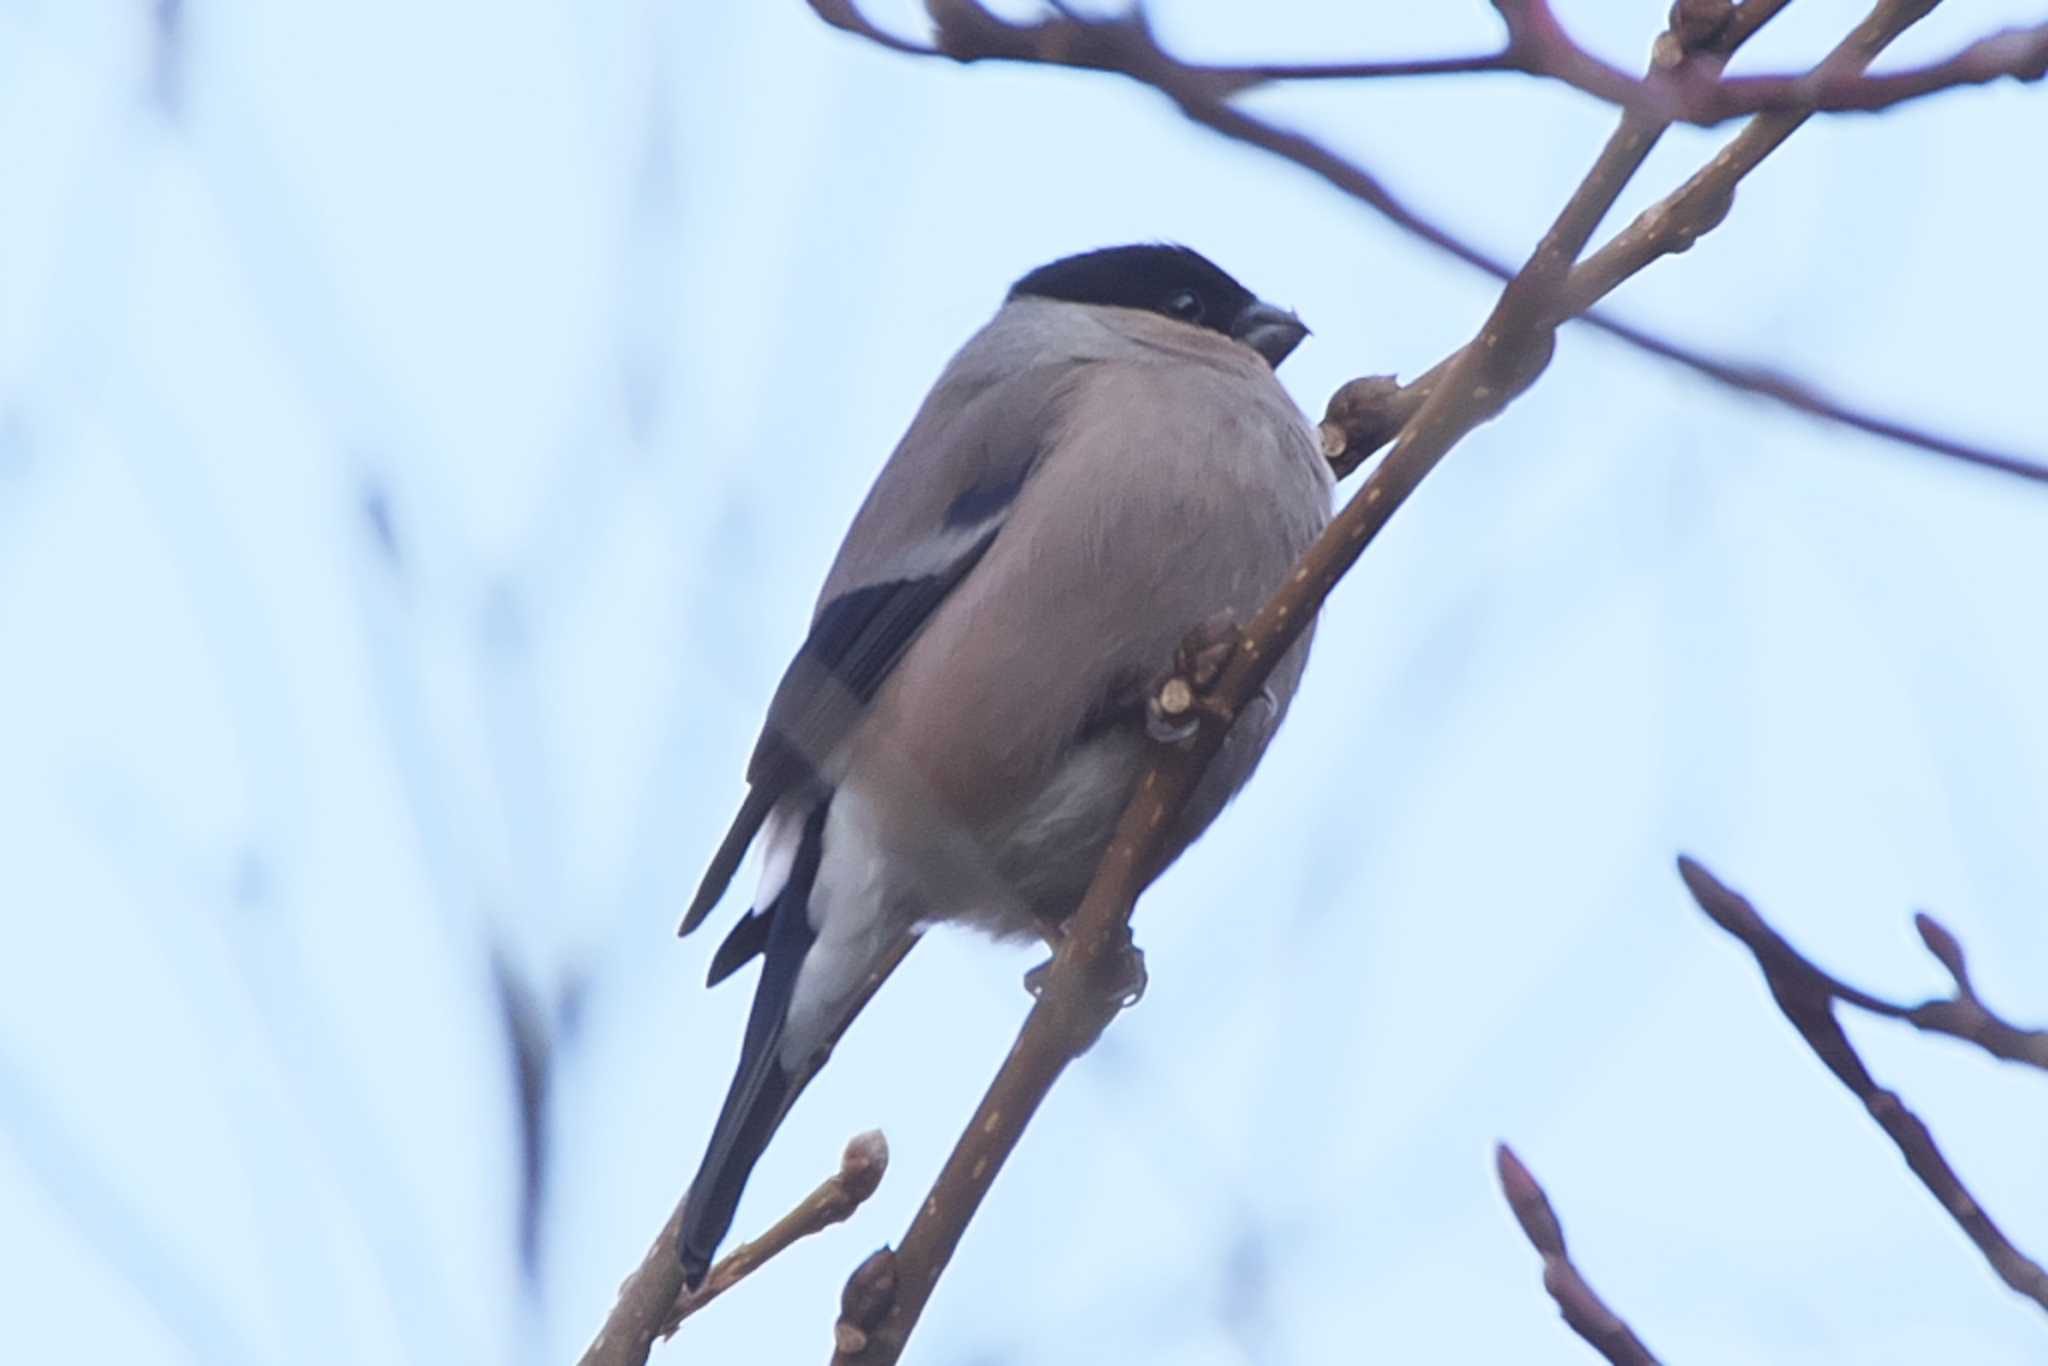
[[659, 1131, 890, 1337], [1206, 7, 2048, 128], [1209, 50, 1519, 86], [578, 1132, 890, 1366], [1894, 913, 2048, 1069], [1496, 1144, 1661, 1366], [578, 940, 915, 1366], [1678, 856, 2048, 1314], [1560, 0, 1948, 320]]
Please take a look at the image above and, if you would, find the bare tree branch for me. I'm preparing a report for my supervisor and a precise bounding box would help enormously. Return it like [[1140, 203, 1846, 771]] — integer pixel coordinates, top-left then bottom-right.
[[1678, 856, 2048, 1315], [1496, 1144, 1661, 1366], [1679, 880, 2046, 1070], [1172, 62, 2048, 486], [810, 4, 1967, 1361], [812, 0, 2048, 485], [1207, 6, 2048, 129], [825, 0, 2048, 127]]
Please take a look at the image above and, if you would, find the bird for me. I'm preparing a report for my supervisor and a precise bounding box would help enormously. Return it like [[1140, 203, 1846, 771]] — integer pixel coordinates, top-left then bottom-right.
[[674, 242, 1333, 1285]]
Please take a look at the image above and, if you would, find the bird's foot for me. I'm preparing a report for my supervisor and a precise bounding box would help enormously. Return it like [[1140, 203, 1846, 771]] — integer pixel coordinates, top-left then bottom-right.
[[1023, 940, 1147, 1011], [1024, 919, 1066, 998]]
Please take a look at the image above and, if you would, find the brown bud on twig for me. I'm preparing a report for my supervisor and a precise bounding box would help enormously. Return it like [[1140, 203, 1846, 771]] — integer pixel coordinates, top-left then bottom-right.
[[1146, 615, 1245, 743], [1318, 374, 1409, 475], [839, 1130, 890, 1203], [834, 1247, 900, 1356], [1668, 0, 1736, 57], [1914, 912, 1972, 993], [1496, 1143, 1660, 1365]]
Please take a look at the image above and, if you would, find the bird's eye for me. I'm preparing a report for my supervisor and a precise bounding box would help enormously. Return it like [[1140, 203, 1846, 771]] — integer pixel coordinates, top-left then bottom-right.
[[1163, 288, 1204, 323]]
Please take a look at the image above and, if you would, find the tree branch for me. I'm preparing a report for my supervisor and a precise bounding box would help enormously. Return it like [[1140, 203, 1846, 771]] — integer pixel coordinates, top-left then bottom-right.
[[826, 0, 2048, 127], [812, 0, 2048, 485], [1678, 856, 2048, 1315], [1178, 57, 2048, 486], [1312, 0, 2048, 486], [1205, 6, 2048, 129], [1496, 1144, 1661, 1366], [817, 4, 1964, 1361]]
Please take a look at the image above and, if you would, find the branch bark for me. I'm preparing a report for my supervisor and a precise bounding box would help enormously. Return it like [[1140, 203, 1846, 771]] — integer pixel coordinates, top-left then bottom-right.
[[1679, 856, 2048, 1314]]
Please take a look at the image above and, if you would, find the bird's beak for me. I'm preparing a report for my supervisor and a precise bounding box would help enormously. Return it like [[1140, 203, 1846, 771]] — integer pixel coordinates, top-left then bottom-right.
[[1230, 299, 1309, 368]]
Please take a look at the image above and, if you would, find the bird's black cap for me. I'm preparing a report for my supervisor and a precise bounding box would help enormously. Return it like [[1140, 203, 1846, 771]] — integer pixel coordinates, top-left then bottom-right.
[[1010, 243, 1257, 339], [1009, 243, 1304, 366]]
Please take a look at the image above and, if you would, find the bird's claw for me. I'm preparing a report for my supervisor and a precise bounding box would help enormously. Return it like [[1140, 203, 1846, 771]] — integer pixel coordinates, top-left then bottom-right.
[[1024, 942, 1147, 1011], [1104, 943, 1148, 1008]]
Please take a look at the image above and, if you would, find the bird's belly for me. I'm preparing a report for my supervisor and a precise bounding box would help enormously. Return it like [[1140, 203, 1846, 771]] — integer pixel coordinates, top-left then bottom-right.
[[887, 734, 1142, 942]]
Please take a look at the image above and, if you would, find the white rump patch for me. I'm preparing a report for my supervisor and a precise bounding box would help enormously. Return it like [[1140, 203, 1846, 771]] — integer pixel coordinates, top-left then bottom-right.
[[751, 804, 807, 913]]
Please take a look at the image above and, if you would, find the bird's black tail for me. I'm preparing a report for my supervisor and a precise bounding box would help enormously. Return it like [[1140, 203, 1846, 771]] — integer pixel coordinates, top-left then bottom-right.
[[677, 800, 830, 1287]]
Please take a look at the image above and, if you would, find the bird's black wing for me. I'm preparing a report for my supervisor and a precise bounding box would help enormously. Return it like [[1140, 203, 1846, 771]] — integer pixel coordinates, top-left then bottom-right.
[[678, 527, 1001, 937], [679, 359, 1073, 939]]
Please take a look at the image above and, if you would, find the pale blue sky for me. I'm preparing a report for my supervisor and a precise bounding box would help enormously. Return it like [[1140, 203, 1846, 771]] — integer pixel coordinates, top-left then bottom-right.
[[2, 2, 2045, 1363]]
